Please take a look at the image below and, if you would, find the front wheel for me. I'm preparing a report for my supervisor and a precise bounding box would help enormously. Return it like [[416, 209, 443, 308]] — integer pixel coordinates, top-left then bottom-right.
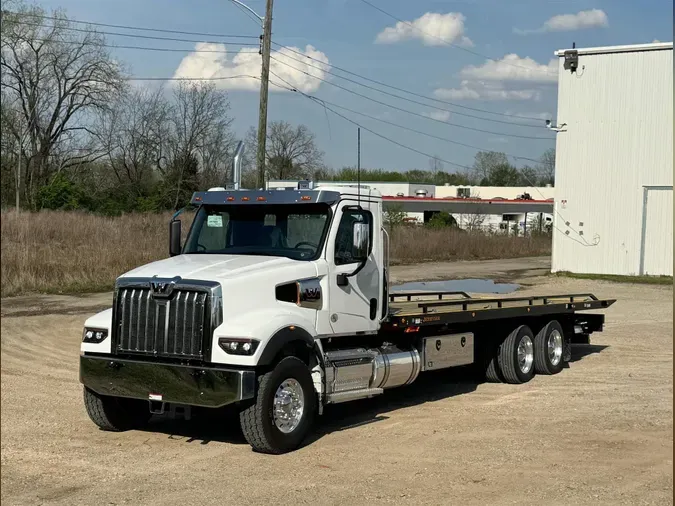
[[239, 356, 316, 454], [83, 387, 151, 431]]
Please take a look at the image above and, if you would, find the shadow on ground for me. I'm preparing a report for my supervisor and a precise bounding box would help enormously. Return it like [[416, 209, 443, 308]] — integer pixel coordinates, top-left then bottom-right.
[[133, 344, 609, 449]]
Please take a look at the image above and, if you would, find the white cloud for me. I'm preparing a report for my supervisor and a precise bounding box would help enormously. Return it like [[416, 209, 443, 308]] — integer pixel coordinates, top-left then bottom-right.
[[459, 54, 558, 83], [424, 110, 451, 121], [172, 43, 330, 92], [435, 80, 543, 101], [375, 12, 473, 47], [515, 9, 608, 35], [433, 54, 557, 102]]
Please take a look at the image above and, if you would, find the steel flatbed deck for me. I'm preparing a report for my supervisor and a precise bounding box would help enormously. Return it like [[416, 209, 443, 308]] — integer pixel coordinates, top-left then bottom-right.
[[386, 292, 616, 328]]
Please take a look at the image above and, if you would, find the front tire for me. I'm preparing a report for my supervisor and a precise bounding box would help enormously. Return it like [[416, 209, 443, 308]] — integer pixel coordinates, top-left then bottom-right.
[[498, 325, 536, 384], [239, 356, 316, 454], [83, 387, 151, 431], [534, 320, 565, 375]]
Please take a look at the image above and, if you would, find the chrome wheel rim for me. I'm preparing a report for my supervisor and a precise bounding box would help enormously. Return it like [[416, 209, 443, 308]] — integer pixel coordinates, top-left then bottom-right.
[[273, 378, 305, 434], [518, 335, 534, 374], [548, 329, 563, 366]]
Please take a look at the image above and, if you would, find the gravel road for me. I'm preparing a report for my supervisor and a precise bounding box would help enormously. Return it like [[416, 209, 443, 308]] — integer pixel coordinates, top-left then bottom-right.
[[1, 260, 672, 505]]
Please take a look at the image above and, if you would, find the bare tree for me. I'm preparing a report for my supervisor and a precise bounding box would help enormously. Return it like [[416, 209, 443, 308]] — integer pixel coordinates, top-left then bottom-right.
[[472, 151, 508, 184], [457, 193, 488, 231], [94, 86, 170, 193], [0, 2, 124, 208], [537, 148, 555, 185], [167, 81, 233, 208], [247, 120, 324, 182], [428, 155, 444, 173]]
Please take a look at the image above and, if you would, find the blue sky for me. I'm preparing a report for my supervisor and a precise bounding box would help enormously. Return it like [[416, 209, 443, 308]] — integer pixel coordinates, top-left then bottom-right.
[[37, 0, 673, 173]]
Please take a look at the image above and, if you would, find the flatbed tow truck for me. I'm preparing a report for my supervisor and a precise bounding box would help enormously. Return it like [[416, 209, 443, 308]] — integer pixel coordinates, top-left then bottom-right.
[[79, 162, 616, 454]]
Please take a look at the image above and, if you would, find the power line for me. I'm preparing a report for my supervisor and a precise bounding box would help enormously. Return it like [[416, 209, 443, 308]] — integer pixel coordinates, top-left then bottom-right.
[[33, 38, 258, 53], [6, 11, 259, 39], [271, 42, 547, 123], [14, 20, 258, 46], [269, 55, 554, 141], [125, 74, 258, 81], [292, 95, 544, 164], [269, 70, 473, 171], [270, 46, 545, 128], [357, 0, 556, 76]]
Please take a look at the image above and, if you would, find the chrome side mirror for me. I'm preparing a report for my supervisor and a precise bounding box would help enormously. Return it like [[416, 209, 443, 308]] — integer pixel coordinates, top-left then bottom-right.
[[352, 222, 370, 261]]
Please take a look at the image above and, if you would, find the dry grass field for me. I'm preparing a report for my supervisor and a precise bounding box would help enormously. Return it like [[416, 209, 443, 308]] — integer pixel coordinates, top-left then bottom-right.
[[0, 210, 551, 297]]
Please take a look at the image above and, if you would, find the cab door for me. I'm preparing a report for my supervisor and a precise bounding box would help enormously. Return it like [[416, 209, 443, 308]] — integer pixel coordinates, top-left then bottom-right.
[[325, 200, 381, 335]]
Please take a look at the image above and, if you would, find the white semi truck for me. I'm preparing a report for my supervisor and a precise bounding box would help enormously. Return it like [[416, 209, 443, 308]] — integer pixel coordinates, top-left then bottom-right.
[[80, 158, 615, 454]]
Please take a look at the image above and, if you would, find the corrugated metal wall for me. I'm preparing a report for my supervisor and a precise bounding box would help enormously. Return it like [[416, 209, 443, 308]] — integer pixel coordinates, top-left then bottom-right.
[[551, 46, 673, 276]]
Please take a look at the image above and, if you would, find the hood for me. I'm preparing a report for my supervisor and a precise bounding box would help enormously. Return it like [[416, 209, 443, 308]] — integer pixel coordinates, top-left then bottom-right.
[[119, 254, 317, 283]]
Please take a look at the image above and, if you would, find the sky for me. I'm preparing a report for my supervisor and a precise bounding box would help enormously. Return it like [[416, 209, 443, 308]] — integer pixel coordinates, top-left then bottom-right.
[[34, 0, 674, 173]]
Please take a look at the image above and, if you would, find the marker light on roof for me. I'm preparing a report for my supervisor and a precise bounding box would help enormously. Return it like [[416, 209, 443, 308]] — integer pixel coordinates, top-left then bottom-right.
[[226, 196, 235, 201], [241, 197, 250, 201], [300, 196, 311, 201], [257, 196, 266, 201]]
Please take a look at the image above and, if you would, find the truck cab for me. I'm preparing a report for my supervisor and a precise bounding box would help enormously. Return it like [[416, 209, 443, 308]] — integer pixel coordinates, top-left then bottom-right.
[[80, 182, 394, 452]]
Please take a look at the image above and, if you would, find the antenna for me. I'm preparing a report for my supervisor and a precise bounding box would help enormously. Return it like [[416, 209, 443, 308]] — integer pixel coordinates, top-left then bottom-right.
[[357, 127, 361, 207]]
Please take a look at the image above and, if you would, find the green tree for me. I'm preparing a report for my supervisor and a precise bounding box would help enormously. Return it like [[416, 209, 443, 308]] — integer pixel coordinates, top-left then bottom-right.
[[488, 163, 521, 186], [383, 204, 407, 229], [426, 212, 458, 229], [36, 173, 85, 210]]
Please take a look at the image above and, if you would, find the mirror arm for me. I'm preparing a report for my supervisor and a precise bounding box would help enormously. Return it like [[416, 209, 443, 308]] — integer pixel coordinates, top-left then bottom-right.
[[336, 259, 367, 287]]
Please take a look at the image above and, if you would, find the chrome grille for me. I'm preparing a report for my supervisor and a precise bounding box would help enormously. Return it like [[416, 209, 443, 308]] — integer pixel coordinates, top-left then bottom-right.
[[113, 283, 218, 360]]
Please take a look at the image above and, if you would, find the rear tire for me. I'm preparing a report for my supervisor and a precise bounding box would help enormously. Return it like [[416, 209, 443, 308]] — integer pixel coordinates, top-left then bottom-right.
[[239, 356, 316, 454], [484, 341, 503, 383], [534, 320, 565, 375], [83, 387, 150, 431], [498, 325, 536, 384]]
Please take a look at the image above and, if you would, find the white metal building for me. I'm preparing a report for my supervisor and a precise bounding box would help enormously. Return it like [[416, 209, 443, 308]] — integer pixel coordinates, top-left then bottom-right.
[[551, 42, 673, 276]]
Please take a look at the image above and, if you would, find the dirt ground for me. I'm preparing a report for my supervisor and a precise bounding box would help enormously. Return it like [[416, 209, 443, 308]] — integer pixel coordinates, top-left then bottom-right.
[[1, 258, 672, 505]]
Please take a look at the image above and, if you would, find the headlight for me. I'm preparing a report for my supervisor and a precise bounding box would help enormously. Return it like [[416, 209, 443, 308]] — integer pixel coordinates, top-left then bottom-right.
[[218, 338, 260, 355], [83, 328, 108, 344]]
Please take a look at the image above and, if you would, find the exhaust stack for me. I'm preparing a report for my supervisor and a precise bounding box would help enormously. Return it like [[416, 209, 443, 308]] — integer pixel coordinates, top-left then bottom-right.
[[229, 141, 245, 190]]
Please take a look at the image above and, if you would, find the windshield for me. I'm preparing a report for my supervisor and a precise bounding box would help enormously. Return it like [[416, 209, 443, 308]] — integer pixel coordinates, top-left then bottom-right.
[[183, 204, 331, 261]]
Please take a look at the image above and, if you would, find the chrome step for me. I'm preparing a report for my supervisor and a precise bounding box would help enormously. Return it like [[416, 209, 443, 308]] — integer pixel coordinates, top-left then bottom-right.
[[326, 388, 384, 404]]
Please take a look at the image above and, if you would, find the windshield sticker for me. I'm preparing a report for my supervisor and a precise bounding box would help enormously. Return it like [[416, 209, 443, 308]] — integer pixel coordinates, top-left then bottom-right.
[[207, 215, 223, 228]]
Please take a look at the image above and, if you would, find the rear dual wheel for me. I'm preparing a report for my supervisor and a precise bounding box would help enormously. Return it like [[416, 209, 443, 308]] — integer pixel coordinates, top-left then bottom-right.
[[533, 320, 565, 375], [483, 325, 535, 384], [497, 325, 536, 384]]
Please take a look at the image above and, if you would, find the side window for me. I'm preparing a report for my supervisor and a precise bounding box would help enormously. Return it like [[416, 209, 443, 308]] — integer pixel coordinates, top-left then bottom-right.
[[287, 213, 328, 248], [334, 209, 372, 266]]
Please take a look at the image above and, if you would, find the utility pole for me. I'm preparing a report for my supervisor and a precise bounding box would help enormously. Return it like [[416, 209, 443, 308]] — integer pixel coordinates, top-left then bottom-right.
[[256, 0, 274, 189]]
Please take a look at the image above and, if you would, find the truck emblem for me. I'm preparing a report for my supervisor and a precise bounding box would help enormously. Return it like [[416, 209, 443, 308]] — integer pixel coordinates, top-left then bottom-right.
[[150, 276, 180, 298], [435, 340, 441, 351]]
